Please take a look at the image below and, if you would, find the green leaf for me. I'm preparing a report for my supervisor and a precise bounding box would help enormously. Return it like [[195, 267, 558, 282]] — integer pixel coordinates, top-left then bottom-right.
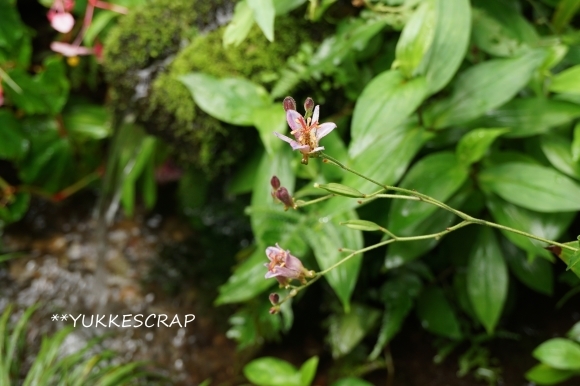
[[426, 49, 546, 129], [349, 70, 428, 157], [298, 356, 319, 386], [525, 363, 576, 385], [273, 0, 306, 15], [573, 122, 580, 163], [568, 321, 580, 343], [473, 98, 580, 138], [388, 152, 468, 236], [0, 1, 32, 67], [471, 0, 538, 57], [467, 227, 508, 334], [340, 219, 381, 232], [394, 0, 435, 78], [541, 134, 580, 180], [62, 103, 111, 140], [179, 73, 270, 125], [325, 121, 430, 216], [567, 249, 580, 271], [252, 103, 286, 156], [0, 110, 28, 161], [0, 193, 30, 225], [416, 286, 462, 339], [550, 65, 580, 94], [83, 10, 119, 44], [553, 0, 580, 32], [384, 189, 470, 269], [216, 248, 275, 305], [4, 56, 70, 115], [533, 338, 580, 370], [479, 162, 580, 212], [316, 183, 365, 198], [502, 237, 553, 295], [247, 0, 275, 42], [305, 211, 363, 311], [121, 136, 156, 217], [223, 1, 254, 47], [486, 194, 574, 260], [328, 303, 381, 358], [422, 0, 471, 94], [456, 128, 509, 166], [227, 148, 264, 195], [553, 241, 580, 279], [243, 357, 301, 386]]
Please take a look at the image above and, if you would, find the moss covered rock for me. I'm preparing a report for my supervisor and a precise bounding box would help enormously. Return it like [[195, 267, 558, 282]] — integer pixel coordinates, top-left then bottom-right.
[[103, 0, 309, 177]]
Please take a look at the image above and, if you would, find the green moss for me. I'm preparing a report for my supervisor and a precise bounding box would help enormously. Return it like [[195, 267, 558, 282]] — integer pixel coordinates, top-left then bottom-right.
[[104, 0, 310, 177]]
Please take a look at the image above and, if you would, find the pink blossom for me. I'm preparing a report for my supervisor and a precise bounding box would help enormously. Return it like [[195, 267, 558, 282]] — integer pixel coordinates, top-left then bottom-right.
[[50, 42, 93, 57], [274, 96, 336, 165], [48, 10, 75, 33], [265, 244, 308, 287]]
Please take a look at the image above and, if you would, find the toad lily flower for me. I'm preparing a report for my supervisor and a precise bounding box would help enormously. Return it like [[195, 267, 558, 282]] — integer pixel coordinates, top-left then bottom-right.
[[265, 244, 310, 287], [274, 96, 337, 165]]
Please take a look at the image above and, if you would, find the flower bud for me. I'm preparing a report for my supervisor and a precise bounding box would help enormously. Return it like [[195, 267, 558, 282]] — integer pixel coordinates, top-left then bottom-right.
[[275, 187, 295, 210], [304, 97, 314, 116], [283, 96, 297, 112], [270, 176, 281, 190], [269, 293, 280, 305], [269, 306, 280, 315]]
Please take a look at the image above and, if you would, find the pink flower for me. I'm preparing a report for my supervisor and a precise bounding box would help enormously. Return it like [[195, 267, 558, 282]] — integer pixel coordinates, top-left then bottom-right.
[[265, 244, 308, 287], [274, 96, 337, 165], [48, 9, 75, 33], [50, 42, 93, 57]]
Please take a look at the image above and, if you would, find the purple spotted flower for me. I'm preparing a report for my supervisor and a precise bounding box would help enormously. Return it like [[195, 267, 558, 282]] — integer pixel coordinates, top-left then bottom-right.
[[274, 96, 337, 165], [265, 243, 308, 287]]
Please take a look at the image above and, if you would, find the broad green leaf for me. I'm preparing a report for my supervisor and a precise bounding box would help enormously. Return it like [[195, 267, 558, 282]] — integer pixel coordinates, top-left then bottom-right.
[[550, 65, 580, 94], [502, 237, 553, 295], [456, 128, 509, 166], [541, 134, 580, 180], [62, 103, 111, 140], [305, 211, 363, 311], [252, 103, 286, 155], [324, 121, 430, 215], [368, 278, 415, 359], [388, 152, 468, 236], [247, 0, 275, 42], [273, 0, 306, 15], [299, 356, 319, 386], [471, 0, 537, 57], [216, 248, 275, 305], [486, 194, 574, 260], [479, 162, 580, 212], [223, 1, 254, 47], [4, 56, 70, 115], [0, 110, 28, 161], [426, 49, 546, 129], [422, 0, 471, 94], [83, 10, 118, 44], [394, 0, 435, 78], [0, 1, 32, 67], [179, 73, 270, 125], [533, 338, 580, 370], [467, 228, 508, 334], [473, 98, 580, 138], [525, 363, 576, 385], [227, 148, 264, 195], [568, 321, 580, 343], [243, 357, 300, 386], [416, 286, 462, 339], [349, 70, 428, 157], [567, 250, 580, 271], [328, 303, 381, 358], [553, 0, 580, 32], [384, 188, 470, 269]]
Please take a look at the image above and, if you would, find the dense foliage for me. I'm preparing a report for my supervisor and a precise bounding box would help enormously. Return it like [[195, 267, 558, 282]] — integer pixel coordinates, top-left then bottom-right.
[[2, 0, 580, 384]]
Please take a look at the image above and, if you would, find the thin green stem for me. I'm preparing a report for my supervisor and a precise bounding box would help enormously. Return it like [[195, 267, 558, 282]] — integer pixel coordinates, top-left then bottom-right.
[[295, 194, 334, 208]]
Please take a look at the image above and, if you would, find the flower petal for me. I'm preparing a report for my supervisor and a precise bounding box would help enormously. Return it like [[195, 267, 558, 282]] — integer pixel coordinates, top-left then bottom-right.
[[316, 122, 336, 140], [265, 246, 281, 261], [50, 12, 75, 33], [286, 110, 306, 133], [274, 132, 310, 152], [50, 42, 93, 57], [312, 105, 319, 124]]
